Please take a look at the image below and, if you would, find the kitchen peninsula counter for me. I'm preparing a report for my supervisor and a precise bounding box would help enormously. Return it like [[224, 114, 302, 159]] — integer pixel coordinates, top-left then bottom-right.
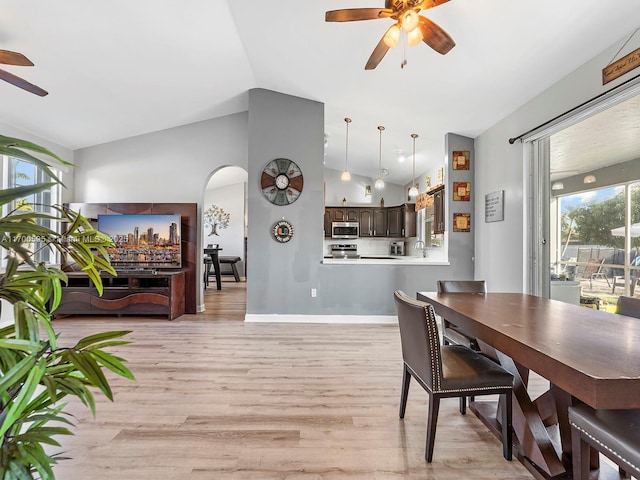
[[322, 256, 449, 266]]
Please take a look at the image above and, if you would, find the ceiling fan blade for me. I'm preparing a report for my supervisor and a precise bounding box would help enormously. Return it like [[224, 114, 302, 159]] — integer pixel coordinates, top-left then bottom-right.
[[420, 0, 451, 11], [0, 68, 48, 96], [326, 8, 393, 22], [418, 16, 455, 55], [0, 49, 34, 66], [365, 35, 390, 70]]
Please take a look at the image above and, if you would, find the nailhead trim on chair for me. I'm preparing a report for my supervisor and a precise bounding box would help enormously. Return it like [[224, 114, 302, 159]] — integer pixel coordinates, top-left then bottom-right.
[[423, 304, 443, 392], [405, 364, 511, 394], [570, 420, 640, 475]]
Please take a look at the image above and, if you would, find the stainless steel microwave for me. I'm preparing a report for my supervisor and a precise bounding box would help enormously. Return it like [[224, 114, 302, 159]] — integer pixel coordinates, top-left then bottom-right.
[[331, 221, 359, 239]]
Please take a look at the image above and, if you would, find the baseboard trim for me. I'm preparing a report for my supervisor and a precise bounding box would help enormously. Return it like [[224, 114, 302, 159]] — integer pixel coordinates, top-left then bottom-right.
[[196, 303, 206, 313], [244, 314, 397, 324]]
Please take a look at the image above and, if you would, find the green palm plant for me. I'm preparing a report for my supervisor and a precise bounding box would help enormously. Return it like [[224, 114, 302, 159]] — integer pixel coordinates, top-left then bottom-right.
[[0, 135, 135, 479]]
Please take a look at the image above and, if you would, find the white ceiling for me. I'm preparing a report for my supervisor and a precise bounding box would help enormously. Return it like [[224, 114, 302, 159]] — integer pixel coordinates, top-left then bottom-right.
[[551, 93, 640, 179], [1, 1, 640, 186]]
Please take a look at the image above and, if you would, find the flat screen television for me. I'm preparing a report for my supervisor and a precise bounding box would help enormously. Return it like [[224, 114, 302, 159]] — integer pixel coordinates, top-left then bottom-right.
[[97, 214, 182, 270]]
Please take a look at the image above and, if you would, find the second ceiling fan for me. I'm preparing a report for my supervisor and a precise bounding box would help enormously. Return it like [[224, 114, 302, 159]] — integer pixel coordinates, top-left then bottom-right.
[[325, 0, 455, 70], [0, 49, 48, 96]]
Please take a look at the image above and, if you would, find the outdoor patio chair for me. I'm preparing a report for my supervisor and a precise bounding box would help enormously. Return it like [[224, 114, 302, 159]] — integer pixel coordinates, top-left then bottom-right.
[[583, 258, 609, 289]]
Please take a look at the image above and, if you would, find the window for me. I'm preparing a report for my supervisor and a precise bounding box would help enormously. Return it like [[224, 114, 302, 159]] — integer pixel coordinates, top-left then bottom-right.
[[552, 182, 640, 310], [2, 156, 62, 266]]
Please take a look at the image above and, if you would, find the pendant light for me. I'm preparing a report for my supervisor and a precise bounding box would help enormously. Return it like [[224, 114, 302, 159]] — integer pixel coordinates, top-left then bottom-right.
[[341, 117, 352, 181], [375, 125, 385, 190], [408, 133, 419, 197]]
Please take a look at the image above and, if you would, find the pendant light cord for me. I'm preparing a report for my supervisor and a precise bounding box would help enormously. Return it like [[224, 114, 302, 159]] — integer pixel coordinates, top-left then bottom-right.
[[378, 126, 384, 173], [345, 118, 351, 169]]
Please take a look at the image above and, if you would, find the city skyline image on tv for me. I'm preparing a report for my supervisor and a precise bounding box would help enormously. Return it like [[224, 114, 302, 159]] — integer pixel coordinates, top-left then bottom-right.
[[97, 214, 182, 269]]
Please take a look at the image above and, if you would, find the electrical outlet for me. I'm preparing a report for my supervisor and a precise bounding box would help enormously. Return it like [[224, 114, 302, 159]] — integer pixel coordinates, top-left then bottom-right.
[[311, 288, 317, 297]]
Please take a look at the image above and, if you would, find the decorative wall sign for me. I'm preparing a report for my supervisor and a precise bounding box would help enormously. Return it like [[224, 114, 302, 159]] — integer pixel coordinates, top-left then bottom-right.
[[453, 213, 471, 232], [260, 158, 304, 205], [452, 151, 470, 170], [273, 220, 294, 243], [603, 46, 640, 85], [485, 190, 505, 223], [453, 182, 470, 201]]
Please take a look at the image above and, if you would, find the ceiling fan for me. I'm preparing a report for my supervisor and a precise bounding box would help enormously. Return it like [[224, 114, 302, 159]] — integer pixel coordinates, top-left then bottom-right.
[[0, 49, 48, 96], [325, 0, 455, 70]]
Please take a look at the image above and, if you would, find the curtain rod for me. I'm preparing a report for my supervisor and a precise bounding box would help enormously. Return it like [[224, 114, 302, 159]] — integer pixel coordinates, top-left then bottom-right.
[[508, 71, 640, 144]]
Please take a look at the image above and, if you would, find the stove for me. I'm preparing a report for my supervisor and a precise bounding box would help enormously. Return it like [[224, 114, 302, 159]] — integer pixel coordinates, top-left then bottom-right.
[[330, 243, 360, 259]]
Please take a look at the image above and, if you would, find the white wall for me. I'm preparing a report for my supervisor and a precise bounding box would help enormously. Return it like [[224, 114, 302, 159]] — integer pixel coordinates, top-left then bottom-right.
[[73, 113, 248, 203], [475, 33, 639, 292], [324, 167, 405, 207]]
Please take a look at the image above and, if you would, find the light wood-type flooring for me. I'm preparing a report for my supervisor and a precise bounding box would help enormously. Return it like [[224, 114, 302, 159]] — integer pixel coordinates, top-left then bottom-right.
[[51, 279, 535, 479]]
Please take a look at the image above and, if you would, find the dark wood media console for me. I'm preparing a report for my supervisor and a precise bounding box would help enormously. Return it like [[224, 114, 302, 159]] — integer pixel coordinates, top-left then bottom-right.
[[55, 271, 185, 320]]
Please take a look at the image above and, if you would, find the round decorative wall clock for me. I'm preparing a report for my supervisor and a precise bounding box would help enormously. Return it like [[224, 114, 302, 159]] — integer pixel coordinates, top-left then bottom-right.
[[273, 220, 294, 243], [260, 158, 304, 206]]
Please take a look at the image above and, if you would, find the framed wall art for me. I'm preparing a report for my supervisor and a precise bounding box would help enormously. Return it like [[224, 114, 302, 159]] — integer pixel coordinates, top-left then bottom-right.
[[452, 151, 470, 170], [453, 213, 471, 232], [453, 182, 470, 201]]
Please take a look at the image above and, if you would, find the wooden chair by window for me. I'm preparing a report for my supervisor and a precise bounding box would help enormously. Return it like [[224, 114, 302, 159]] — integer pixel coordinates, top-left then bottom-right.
[[583, 258, 609, 289], [393, 290, 513, 462]]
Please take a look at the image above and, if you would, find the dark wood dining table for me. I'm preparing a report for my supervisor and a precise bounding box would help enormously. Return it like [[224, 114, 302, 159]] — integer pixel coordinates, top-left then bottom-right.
[[204, 247, 222, 290], [417, 291, 640, 480]]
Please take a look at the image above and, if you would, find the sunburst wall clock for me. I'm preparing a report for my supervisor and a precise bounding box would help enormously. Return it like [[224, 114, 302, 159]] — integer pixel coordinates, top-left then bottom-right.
[[260, 158, 304, 205]]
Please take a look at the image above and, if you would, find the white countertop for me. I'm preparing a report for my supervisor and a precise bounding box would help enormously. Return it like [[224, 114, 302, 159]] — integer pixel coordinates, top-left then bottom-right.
[[322, 255, 449, 266]]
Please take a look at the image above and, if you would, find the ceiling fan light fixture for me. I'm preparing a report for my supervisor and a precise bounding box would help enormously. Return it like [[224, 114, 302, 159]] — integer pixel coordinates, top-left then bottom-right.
[[375, 177, 385, 189], [342, 117, 352, 182], [402, 10, 419, 32], [407, 27, 423, 47], [383, 24, 401, 48]]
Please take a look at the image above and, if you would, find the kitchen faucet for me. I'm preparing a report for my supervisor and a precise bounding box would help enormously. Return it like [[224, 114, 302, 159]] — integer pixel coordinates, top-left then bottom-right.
[[415, 240, 427, 258]]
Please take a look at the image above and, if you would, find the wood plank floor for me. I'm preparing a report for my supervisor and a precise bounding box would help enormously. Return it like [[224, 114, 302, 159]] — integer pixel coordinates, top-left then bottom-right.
[[51, 280, 534, 479]]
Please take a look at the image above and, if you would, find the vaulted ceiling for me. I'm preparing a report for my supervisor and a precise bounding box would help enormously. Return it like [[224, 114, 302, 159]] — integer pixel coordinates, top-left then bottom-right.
[[1, 1, 640, 185]]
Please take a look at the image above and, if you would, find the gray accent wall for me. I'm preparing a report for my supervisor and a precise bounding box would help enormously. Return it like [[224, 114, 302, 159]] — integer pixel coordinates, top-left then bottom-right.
[[247, 89, 475, 316]]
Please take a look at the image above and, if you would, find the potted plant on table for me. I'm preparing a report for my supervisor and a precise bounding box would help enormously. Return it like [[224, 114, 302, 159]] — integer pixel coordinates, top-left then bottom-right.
[[0, 135, 135, 479]]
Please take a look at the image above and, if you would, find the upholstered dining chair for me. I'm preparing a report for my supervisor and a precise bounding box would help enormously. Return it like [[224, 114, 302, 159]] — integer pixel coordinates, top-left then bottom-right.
[[437, 280, 489, 414], [436, 280, 486, 351], [616, 295, 640, 318], [393, 290, 514, 462]]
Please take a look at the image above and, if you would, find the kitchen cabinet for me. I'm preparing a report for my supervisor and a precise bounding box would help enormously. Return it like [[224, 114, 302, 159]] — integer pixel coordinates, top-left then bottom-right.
[[387, 203, 416, 238], [430, 185, 445, 234], [358, 208, 387, 237], [359, 208, 373, 237], [324, 209, 332, 237], [328, 207, 358, 222], [325, 207, 360, 237], [325, 204, 415, 237], [372, 208, 387, 237]]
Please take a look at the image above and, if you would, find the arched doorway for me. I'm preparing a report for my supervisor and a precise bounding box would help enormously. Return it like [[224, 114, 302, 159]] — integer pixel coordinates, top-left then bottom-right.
[[202, 166, 248, 318]]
